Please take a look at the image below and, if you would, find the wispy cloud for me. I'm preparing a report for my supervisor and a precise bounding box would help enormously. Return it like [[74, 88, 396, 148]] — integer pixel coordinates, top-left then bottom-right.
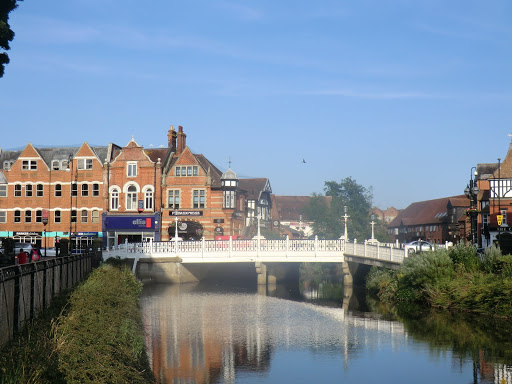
[[299, 89, 443, 100], [215, 1, 264, 21], [298, 88, 512, 101]]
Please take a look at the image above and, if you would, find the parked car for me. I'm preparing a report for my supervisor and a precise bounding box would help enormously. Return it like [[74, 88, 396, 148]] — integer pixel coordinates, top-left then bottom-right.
[[41, 247, 57, 257], [404, 240, 433, 255], [14, 242, 33, 254]]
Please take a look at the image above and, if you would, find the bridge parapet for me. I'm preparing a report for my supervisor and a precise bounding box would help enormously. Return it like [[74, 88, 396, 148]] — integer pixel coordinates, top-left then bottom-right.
[[102, 237, 406, 268]]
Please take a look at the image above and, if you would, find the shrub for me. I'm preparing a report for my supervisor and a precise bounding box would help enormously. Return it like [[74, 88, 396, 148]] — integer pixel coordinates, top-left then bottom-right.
[[448, 243, 479, 272], [493, 255, 512, 279], [55, 264, 153, 384], [399, 250, 455, 290], [480, 245, 502, 273], [366, 267, 394, 296]]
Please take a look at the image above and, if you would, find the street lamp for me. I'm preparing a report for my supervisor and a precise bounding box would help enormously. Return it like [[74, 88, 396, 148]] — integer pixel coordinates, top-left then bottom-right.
[[464, 167, 479, 246], [174, 209, 179, 250], [370, 214, 376, 243], [66, 154, 74, 254], [341, 206, 349, 240]]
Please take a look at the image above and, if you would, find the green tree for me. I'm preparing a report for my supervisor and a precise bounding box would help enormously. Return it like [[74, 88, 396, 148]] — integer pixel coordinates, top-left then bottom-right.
[[0, 0, 21, 78], [305, 177, 373, 241]]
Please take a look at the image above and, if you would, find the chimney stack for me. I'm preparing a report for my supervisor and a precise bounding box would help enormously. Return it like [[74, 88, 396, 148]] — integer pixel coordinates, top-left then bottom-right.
[[168, 125, 177, 151], [176, 126, 187, 155]]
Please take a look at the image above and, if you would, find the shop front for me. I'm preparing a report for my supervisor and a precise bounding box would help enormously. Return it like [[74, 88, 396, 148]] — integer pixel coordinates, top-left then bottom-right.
[[103, 213, 161, 248], [167, 220, 203, 241]]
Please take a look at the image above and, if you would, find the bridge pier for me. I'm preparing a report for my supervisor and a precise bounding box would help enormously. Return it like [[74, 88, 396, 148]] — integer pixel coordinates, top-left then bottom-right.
[[255, 262, 267, 285], [342, 262, 353, 285]]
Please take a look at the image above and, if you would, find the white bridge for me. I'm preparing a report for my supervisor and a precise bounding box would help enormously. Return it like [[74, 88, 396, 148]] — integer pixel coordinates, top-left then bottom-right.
[[103, 237, 407, 271]]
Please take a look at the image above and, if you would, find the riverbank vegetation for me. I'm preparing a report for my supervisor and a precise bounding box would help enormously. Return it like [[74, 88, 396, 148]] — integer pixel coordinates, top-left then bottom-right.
[[366, 244, 512, 318], [0, 262, 154, 384]]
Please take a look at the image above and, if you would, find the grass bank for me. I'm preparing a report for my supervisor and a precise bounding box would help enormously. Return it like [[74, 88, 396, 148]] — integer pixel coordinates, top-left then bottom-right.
[[0, 262, 154, 384], [366, 244, 512, 318]]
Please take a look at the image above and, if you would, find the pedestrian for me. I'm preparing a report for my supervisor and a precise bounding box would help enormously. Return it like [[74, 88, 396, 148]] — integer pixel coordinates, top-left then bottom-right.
[[31, 248, 40, 262], [17, 248, 28, 265]]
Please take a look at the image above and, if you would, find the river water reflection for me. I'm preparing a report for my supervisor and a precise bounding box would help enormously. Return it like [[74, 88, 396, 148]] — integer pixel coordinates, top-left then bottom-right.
[[140, 280, 512, 384]]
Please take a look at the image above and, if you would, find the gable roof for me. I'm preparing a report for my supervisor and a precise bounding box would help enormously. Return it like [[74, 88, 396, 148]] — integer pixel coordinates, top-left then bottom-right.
[[388, 195, 469, 227], [238, 178, 271, 200]]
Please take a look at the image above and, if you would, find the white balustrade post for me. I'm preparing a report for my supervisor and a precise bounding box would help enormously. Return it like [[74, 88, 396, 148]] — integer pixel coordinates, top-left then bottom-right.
[[202, 236, 205, 258], [364, 240, 367, 257], [377, 243, 380, 259], [150, 238, 153, 256], [229, 235, 233, 258], [315, 235, 318, 257], [286, 235, 289, 258]]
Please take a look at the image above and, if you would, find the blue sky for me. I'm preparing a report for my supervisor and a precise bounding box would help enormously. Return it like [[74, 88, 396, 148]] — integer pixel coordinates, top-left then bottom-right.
[[1, 0, 511, 209]]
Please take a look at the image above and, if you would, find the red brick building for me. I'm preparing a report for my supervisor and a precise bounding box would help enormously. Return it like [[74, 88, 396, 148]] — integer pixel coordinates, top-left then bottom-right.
[[0, 125, 274, 249], [0, 142, 108, 250], [387, 196, 469, 245], [160, 126, 246, 241], [474, 140, 512, 250]]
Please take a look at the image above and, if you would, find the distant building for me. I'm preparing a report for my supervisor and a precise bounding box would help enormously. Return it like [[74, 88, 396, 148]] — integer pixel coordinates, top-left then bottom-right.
[[370, 206, 400, 224], [271, 195, 332, 238], [387, 196, 470, 245]]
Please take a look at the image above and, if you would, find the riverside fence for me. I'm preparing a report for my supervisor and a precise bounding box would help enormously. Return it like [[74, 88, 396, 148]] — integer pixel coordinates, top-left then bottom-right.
[[0, 253, 99, 348]]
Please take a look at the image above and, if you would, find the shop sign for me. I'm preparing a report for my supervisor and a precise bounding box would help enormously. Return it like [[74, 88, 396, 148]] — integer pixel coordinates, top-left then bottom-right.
[[14, 231, 41, 236], [170, 211, 203, 217], [76, 232, 98, 237], [104, 216, 155, 230], [138, 200, 144, 212]]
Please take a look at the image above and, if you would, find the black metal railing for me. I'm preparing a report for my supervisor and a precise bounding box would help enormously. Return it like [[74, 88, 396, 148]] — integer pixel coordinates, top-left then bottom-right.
[[0, 253, 100, 348]]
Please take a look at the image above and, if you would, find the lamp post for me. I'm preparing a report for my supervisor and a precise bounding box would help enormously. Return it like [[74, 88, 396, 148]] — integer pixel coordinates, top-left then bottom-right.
[[66, 154, 74, 254], [55, 236, 60, 257], [464, 167, 479, 246], [174, 209, 179, 250], [370, 214, 376, 243], [341, 206, 349, 240]]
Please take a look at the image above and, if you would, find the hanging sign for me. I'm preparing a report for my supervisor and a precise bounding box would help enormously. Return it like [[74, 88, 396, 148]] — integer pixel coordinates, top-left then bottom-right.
[[497, 215, 503, 226], [170, 211, 203, 216]]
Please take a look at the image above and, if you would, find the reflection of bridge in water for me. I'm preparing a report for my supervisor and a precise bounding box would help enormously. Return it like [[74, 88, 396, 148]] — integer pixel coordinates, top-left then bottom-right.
[[141, 284, 410, 384]]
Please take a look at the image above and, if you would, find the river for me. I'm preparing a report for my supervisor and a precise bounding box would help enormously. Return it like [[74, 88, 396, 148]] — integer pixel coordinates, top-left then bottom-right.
[[140, 272, 512, 384]]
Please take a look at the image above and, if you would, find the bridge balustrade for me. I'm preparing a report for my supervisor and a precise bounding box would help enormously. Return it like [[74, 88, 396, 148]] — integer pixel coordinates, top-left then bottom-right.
[[103, 238, 406, 266]]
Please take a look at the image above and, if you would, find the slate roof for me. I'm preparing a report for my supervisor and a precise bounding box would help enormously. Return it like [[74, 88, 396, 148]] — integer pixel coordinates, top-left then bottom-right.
[[476, 163, 499, 181], [388, 195, 469, 227], [194, 154, 223, 188], [0, 146, 109, 170], [143, 148, 172, 164], [238, 178, 270, 200]]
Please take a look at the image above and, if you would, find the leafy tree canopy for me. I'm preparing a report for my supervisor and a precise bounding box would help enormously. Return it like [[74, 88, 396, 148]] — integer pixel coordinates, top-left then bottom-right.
[[0, 0, 21, 78], [304, 177, 373, 241]]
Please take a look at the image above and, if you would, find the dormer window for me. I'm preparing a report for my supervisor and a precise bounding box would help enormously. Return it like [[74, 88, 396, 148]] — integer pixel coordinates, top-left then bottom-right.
[[3, 161, 13, 170]]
